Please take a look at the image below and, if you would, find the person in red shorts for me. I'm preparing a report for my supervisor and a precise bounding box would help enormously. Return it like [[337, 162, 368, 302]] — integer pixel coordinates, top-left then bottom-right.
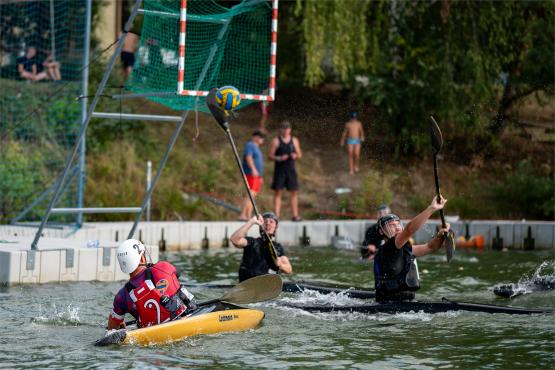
[[239, 130, 266, 221]]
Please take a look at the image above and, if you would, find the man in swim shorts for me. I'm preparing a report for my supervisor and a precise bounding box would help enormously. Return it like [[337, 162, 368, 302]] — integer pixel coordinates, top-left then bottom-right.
[[340, 111, 365, 175]]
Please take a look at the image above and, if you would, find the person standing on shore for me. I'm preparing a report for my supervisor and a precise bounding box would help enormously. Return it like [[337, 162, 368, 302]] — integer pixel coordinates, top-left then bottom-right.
[[340, 111, 365, 175], [238, 130, 266, 221], [120, 30, 139, 79], [269, 121, 303, 221]]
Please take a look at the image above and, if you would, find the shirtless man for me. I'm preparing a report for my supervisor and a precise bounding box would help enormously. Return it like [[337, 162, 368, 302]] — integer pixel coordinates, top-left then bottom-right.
[[119, 30, 140, 79], [340, 111, 365, 174]]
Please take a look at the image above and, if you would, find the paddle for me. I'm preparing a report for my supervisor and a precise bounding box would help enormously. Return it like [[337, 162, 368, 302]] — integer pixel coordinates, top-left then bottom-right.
[[430, 116, 456, 262], [206, 88, 279, 267], [96, 275, 283, 346]]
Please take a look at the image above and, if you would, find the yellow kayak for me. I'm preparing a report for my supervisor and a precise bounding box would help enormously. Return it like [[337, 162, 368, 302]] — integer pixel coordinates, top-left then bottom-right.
[[95, 302, 265, 346]]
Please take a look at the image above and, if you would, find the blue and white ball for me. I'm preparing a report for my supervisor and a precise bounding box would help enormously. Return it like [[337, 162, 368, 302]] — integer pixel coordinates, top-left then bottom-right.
[[215, 86, 241, 111]]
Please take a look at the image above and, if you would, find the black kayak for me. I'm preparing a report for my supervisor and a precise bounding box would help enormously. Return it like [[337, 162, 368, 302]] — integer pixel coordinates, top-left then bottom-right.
[[285, 298, 552, 315], [493, 276, 555, 298], [189, 280, 376, 299]]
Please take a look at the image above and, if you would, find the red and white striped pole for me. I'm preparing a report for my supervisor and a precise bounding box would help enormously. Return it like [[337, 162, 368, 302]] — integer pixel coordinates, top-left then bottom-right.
[[176, 0, 278, 102], [268, 0, 278, 101], [177, 0, 187, 94]]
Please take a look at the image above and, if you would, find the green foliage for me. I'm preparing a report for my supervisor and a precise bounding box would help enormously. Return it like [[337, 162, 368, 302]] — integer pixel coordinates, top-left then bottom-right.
[[494, 160, 554, 220], [407, 195, 428, 213], [295, 0, 555, 155], [351, 171, 394, 214], [0, 142, 48, 222]]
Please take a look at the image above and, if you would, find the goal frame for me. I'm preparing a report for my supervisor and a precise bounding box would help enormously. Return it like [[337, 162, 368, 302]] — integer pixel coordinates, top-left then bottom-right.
[[176, 0, 278, 102]]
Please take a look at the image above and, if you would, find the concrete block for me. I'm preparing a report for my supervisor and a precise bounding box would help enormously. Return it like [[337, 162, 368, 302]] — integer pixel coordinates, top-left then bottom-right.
[[19, 250, 40, 283], [513, 222, 555, 250], [39, 250, 62, 283], [77, 248, 97, 281], [60, 249, 79, 282], [0, 251, 20, 284], [308, 222, 331, 246], [96, 247, 116, 281]]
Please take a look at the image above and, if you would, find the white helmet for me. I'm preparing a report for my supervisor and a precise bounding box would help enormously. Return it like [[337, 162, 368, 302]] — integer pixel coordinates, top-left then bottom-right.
[[117, 239, 146, 274]]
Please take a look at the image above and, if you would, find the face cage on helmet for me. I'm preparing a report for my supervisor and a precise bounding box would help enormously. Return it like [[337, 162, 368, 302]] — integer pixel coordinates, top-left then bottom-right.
[[378, 216, 403, 239]]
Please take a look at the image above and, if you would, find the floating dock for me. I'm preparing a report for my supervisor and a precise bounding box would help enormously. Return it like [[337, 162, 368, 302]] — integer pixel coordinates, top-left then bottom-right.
[[0, 220, 552, 284]]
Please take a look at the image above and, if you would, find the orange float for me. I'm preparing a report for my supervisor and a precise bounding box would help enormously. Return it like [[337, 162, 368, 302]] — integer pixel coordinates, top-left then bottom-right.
[[456, 234, 485, 248]]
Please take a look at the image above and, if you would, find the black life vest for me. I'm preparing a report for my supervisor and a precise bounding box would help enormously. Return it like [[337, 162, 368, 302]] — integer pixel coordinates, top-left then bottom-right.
[[374, 237, 420, 297], [238, 236, 283, 282]]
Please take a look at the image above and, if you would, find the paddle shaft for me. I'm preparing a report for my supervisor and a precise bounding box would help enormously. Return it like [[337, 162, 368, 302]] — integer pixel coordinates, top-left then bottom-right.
[[432, 154, 447, 228], [223, 128, 279, 265]]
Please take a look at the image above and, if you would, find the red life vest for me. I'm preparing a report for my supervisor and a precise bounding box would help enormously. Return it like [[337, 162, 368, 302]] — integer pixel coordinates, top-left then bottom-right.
[[126, 262, 185, 328]]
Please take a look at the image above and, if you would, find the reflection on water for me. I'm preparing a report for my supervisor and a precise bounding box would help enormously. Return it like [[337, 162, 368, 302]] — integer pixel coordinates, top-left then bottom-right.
[[0, 248, 553, 369]]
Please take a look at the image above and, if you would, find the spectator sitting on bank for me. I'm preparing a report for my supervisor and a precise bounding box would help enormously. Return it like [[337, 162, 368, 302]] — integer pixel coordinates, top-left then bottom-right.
[[17, 47, 48, 82], [42, 50, 61, 81]]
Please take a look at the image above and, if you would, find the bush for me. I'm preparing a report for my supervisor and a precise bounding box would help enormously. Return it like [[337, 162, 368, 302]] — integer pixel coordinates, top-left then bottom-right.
[[350, 171, 395, 214], [494, 160, 554, 220], [0, 142, 48, 222]]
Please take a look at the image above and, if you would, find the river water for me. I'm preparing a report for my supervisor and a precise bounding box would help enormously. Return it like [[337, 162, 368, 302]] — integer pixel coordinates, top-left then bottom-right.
[[1, 247, 553, 369]]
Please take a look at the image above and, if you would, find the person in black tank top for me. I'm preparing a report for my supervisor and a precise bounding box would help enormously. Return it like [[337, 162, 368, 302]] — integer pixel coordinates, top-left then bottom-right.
[[269, 121, 303, 221], [369, 196, 452, 302]]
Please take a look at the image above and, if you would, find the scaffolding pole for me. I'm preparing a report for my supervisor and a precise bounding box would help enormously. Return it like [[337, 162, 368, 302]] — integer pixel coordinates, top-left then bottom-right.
[[77, 0, 92, 227], [31, 0, 143, 250]]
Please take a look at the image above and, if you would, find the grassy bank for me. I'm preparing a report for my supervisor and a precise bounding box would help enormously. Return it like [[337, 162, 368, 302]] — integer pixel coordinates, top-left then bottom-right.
[[83, 88, 554, 222]]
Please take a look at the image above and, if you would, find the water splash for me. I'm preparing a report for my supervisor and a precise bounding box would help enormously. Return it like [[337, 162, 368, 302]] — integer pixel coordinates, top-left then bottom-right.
[[493, 260, 555, 298], [271, 289, 463, 323], [279, 288, 362, 306], [271, 300, 461, 323], [31, 303, 81, 326]]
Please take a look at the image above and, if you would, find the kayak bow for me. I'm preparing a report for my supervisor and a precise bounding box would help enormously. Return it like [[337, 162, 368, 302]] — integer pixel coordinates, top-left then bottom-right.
[[493, 276, 555, 298]]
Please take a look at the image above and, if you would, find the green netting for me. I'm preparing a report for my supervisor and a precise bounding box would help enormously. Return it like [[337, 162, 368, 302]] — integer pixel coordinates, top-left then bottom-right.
[[0, 0, 87, 223], [128, 0, 272, 112]]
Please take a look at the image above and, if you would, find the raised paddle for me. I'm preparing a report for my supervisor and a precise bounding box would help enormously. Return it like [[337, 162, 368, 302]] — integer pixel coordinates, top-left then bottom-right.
[[430, 116, 456, 262], [206, 88, 279, 267], [96, 275, 283, 345]]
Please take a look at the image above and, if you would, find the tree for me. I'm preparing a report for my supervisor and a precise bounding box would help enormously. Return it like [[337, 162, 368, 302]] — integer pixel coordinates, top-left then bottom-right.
[[295, 0, 555, 155]]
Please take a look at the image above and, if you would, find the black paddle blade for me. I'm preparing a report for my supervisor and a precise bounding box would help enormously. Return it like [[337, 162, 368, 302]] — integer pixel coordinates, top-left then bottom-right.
[[430, 116, 443, 154], [206, 88, 230, 131], [94, 329, 127, 346], [444, 229, 456, 262]]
